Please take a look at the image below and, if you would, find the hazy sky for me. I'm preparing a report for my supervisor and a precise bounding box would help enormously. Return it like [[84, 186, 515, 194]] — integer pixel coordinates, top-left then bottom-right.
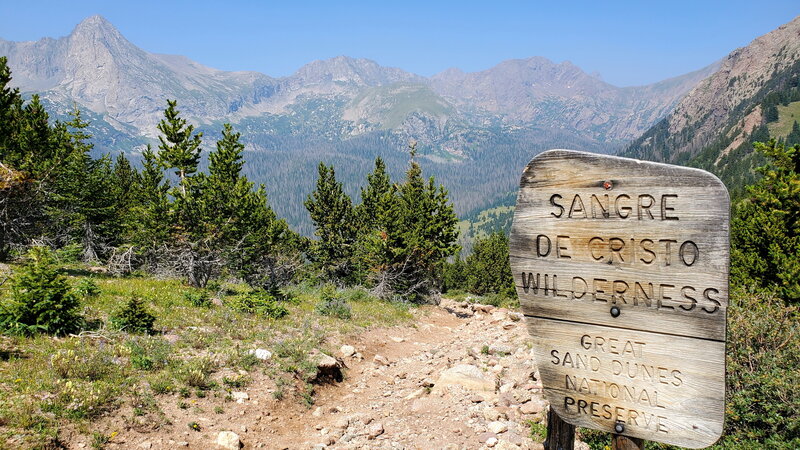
[[1, 1, 798, 86]]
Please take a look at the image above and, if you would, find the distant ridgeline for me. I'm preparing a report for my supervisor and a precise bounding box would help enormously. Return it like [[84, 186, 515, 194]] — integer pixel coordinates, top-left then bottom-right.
[[623, 60, 800, 200]]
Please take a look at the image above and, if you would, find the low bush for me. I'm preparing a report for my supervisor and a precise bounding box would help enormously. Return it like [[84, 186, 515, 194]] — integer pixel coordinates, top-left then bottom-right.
[[126, 337, 172, 371], [109, 297, 156, 334], [183, 290, 211, 308], [315, 284, 352, 319], [74, 278, 101, 298], [722, 286, 800, 447], [226, 290, 288, 319]]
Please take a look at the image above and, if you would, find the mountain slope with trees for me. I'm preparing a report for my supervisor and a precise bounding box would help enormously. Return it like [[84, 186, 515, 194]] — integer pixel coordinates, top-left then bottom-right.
[[622, 15, 800, 197]]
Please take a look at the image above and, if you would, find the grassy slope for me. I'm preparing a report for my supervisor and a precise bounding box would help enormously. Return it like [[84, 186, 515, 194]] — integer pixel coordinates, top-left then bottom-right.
[[0, 267, 412, 447], [767, 100, 800, 138]]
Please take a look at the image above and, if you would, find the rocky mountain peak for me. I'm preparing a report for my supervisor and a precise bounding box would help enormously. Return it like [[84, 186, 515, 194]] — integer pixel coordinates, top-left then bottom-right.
[[69, 15, 126, 45], [292, 56, 421, 87]]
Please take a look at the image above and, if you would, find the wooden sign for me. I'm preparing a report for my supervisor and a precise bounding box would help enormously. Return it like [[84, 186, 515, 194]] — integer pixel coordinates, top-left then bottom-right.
[[509, 150, 728, 448]]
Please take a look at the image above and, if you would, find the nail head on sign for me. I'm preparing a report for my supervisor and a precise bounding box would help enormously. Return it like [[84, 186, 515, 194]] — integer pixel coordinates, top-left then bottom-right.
[[610, 306, 620, 318], [603, 180, 613, 190], [615, 422, 625, 433]]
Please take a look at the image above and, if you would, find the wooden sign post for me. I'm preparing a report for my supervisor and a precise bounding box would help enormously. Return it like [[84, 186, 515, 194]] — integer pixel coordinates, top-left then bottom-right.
[[509, 150, 728, 449]]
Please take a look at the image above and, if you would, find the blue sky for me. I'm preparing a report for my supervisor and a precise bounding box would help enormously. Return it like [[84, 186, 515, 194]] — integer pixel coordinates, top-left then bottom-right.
[[0, 1, 797, 86]]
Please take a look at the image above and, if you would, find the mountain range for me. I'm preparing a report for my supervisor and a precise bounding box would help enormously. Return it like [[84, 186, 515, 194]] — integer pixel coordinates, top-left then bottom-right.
[[0, 15, 735, 233]]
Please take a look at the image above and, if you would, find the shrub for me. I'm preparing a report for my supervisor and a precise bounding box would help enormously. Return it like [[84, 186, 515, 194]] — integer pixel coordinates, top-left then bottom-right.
[[315, 284, 352, 319], [183, 290, 211, 308], [74, 278, 101, 298], [126, 337, 172, 371], [722, 287, 800, 447], [177, 357, 215, 389], [54, 244, 83, 264], [109, 297, 156, 334], [50, 347, 117, 381], [0, 247, 83, 336], [226, 290, 288, 319]]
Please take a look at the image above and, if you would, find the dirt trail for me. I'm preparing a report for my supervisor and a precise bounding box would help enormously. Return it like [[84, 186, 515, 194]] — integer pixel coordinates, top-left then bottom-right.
[[264, 299, 549, 449], [81, 299, 568, 450]]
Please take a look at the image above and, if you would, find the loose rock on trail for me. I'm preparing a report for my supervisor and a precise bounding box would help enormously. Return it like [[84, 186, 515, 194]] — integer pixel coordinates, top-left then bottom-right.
[[265, 298, 552, 449]]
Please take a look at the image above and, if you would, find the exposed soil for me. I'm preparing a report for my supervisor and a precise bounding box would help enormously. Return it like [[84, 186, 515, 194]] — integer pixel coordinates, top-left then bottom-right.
[[65, 299, 576, 450]]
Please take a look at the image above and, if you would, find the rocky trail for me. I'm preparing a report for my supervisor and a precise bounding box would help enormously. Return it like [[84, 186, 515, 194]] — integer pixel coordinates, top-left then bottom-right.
[[272, 299, 549, 450], [76, 299, 593, 450]]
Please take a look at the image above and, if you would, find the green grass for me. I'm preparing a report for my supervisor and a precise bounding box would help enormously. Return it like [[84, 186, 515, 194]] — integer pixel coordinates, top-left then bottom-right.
[[348, 82, 454, 129], [0, 268, 414, 447], [767, 100, 800, 138]]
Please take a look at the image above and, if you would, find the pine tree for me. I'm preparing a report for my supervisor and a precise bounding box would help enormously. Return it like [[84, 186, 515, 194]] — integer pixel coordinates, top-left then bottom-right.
[[129, 145, 170, 256], [305, 162, 358, 282], [466, 231, 515, 297], [209, 123, 245, 188], [0, 56, 23, 158], [786, 120, 800, 147], [156, 100, 202, 196], [357, 157, 394, 228], [367, 144, 459, 301], [0, 247, 83, 336], [731, 139, 800, 302]]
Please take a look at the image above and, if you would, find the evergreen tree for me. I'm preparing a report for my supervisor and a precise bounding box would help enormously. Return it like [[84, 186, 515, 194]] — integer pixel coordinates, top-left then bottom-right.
[[357, 157, 394, 229], [305, 162, 358, 283], [0, 56, 23, 158], [156, 99, 202, 196], [205, 123, 297, 288], [129, 145, 170, 257], [0, 247, 83, 336], [367, 145, 459, 301], [786, 120, 800, 147], [731, 139, 800, 302], [466, 231, 515, 297], [764, 103, 780, 122]]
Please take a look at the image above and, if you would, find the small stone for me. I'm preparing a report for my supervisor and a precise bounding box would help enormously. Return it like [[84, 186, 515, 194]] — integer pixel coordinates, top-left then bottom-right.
[[373, 354, 390, 366], [390, 336, 405, 343], [232, 392, 249, 403], [248, 348, 272, 360], [177, 442, 189, 447], [495, 440, 521, 450], [486, 437, 499, 447], [216, 431, 241, 450], [483, 408, 502, 421], [334, 417, 350, 429], [368, 423, 384, 439], [470, 394, 486, 403], [240, 425, 248, 433], [432, 364, 495, 393], [507, 312, 523, 321], [340, 345, 356, 357], [139, 443, 152, 449], [312, 407, 324, 417], [404, 387, 427, 400], [488, 421, 508, 434], [78, 444, 87, 449], [521, 398, 546, 415]]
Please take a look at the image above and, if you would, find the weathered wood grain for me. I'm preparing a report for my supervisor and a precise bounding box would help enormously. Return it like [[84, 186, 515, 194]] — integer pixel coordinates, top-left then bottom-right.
[[509, 150, 728, 448]]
